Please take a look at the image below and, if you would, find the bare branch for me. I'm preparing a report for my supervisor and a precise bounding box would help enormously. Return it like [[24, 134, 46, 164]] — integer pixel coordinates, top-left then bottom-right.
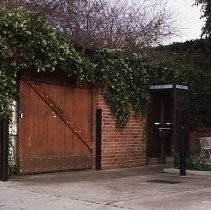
[[1, 0, 178, 51]]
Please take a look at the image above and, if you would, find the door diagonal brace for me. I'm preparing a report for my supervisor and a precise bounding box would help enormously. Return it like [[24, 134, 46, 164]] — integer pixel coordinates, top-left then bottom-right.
[[27, 80, 92, 153]]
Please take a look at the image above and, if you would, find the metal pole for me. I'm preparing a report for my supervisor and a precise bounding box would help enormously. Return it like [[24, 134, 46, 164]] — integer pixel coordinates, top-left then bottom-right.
[[180, 110, 187, 176], [95, 109, 102, 170], [173, 84, 177, 167], [160, 96, 165, 163], [0, 119, 9, 181], [161, 137, 165, 164]]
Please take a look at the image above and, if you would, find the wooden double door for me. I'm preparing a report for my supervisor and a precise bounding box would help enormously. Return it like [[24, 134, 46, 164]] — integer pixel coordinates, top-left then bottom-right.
[[18, 73, 93, 174]]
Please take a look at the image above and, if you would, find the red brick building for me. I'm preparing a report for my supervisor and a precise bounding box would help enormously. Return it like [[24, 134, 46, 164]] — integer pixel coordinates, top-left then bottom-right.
[[94, 91, 146, 169]]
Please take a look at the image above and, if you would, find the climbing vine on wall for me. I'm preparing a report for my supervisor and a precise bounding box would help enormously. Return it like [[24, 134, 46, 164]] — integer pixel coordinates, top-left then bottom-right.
[[0, 7, 211, 128], [0, 7, 84, 119], [0, 70, 16, 119]]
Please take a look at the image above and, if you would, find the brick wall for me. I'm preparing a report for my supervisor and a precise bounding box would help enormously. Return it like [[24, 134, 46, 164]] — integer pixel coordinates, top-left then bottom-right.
[[95, 90, 146, 169]]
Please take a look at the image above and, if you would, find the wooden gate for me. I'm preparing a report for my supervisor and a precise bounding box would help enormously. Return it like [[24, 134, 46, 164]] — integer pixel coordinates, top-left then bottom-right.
[[18, 73, 93, 174]]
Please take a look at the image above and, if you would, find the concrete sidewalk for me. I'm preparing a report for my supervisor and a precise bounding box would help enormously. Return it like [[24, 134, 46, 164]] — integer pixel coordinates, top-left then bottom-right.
[[0, 166, 211, 210]]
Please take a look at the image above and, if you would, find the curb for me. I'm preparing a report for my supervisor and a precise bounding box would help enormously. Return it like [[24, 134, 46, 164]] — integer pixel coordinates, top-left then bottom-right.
[[163, 168, 211, 176]]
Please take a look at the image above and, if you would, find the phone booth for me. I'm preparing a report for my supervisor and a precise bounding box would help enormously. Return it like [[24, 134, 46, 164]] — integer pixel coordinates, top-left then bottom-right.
[[148, 84, 189, 175]]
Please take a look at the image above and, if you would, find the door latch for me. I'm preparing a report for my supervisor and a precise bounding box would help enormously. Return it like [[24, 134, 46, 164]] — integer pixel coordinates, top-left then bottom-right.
[[20, 112, 24, 119]]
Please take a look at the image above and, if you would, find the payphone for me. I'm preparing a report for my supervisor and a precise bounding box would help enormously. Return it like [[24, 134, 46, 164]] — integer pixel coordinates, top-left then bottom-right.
[[148, 84, 189, 175], [155, 122, 172, 163]]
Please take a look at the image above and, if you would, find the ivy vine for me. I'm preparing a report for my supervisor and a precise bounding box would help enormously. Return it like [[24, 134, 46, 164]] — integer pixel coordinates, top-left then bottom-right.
[[0, 7, 211, 129], [0, 7, 84, 119]]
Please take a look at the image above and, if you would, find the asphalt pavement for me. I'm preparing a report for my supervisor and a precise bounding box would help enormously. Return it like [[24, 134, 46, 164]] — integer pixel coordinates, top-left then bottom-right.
[[0, 166, 211, 210]]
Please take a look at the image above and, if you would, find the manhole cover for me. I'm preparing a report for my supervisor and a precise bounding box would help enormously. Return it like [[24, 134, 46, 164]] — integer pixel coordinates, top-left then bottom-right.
[[147, 180, 181, 184]]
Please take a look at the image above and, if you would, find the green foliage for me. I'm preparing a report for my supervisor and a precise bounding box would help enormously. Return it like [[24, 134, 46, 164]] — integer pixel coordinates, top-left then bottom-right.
[[0, 7, 82, 73], [0, 70, 16, 119], [0, 7, 211, 129], [89, 50, 151, 127], [8, 137, 18, 175], [89, 49, 209, 128], [195, 0, 211, 38], [175, 154, 211, 171], [88, 49, 189, 127], [0, 7, 84, 119], [94, 50, 131, 127], [149, 45, 211, 128], [154, 38, 211, 55]]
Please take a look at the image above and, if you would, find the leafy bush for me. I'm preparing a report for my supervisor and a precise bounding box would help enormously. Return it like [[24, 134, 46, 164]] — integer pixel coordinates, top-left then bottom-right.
[[0, 7, 82, 72], [175, 154, 211, 171], [1, 7, 211, 129], [0, 7, 84, 119]]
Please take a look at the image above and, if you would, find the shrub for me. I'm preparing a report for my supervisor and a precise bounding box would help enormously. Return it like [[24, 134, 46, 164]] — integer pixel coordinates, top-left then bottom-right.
[[175, 154, 211, 171]]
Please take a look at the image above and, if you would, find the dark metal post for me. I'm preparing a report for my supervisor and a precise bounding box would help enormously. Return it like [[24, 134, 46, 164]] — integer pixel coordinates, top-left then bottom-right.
[[96, 109, 102, 170], [180, 110, 187, 176], [160, 96, 165, 164], [0, 119, 9, 181], [172, 84, 177, 165], [160, 138, 165, 163]]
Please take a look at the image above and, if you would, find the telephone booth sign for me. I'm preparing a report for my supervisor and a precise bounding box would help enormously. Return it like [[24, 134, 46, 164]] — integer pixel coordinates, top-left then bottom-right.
[[148, 84, 189, 175]]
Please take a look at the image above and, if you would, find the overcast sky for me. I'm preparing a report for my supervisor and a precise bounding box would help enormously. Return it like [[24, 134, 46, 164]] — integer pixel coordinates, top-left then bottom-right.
[[167, 0, 205, 44]]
